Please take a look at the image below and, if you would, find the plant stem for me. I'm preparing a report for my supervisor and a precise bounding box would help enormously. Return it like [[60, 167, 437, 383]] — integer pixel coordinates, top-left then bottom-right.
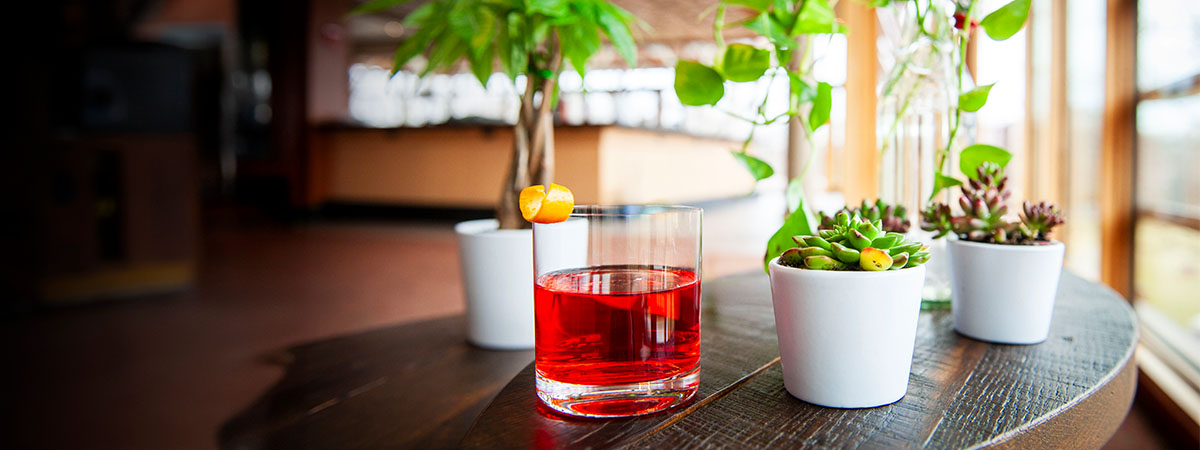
[[938, 0, 977, 173], [713, 4, 725, 50]]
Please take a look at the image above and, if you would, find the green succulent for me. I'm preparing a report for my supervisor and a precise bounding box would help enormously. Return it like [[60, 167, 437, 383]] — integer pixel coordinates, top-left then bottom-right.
[[819, 199, 910, 234], [778, 211, 930, 271], [921, 162, 1065, 245]]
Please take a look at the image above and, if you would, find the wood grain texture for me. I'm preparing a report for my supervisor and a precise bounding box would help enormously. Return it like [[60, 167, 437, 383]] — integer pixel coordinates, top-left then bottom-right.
[[458, 277, 783, 449], [220, 271, 1137, 449], [219, 315, 533, 449], [463, 271, 1137, 449]]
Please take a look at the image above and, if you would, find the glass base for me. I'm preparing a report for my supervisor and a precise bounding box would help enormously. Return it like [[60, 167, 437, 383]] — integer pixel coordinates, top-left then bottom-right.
[[921, 298, 952, 310], [921, 279, 952, 311], [535, 366, 699, 418]]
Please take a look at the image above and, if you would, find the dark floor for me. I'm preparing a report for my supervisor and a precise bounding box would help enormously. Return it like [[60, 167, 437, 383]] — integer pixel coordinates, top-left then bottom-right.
[[0, 203, 1183, 449]]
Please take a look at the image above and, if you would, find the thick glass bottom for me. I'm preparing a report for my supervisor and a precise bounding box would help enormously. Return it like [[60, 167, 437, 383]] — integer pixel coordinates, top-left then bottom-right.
[[535, 366, 699, 418], [921, 298, 952, 310]]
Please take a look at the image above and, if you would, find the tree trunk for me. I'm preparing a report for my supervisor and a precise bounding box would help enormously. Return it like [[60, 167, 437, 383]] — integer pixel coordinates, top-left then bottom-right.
[[497, 36, 562, 230], [528, 36, 561, 188], [496, 75, 538, 230]]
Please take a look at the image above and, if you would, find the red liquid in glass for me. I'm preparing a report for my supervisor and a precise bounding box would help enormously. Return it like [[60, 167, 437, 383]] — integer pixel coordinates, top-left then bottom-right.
[[534, 265, 701, 386]]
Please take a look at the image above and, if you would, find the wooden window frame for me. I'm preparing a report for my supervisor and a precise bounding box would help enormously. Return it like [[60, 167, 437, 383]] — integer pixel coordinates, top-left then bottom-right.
[[1105, 0, 1200, 445]]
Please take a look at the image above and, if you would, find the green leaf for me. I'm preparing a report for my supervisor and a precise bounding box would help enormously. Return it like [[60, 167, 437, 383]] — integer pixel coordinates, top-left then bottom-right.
[[958, 83, 995, 113], [502, 13, 529, 78], [496, 22, 516, 79], [467, 42, 494, 86], [447, 2, 481, 41], [959, 144, 1013, 179], [785, 177, 805, 213], [528, 0, 569, 17], [391, 31, 432, 75], [401, 2, 438, 26], [808, 81, 832, 131], [674, 61, 725, 106], [746, 13, 797, 48], [771, 4, 797, 34], [558, 23, 601, 79], [721, 44, 770, 82], [595, 2, 638, 67], [764, 198, 818, 273], [722, 0, 772, 12], [349, 0, 416, 16], [422, 30, 467, 76], [930, 172, 963, 200], [791, 0, 846, 35], [788, 73, 815, 112], [980, 0, 1031, 41], [731, 151, 774, 182]]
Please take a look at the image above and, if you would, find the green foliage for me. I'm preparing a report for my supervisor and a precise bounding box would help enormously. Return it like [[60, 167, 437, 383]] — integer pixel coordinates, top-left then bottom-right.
[[349, 0, 416, 16], [957, 83, 995, 113], [980, 0, 1031, 41], [723, 0, 772, 12], [808, 81, 832, 131], [357, 0, 641, 86], [779, 211, 930, 271], [931, 173, 963, 200], [731, 152, 775, 181], [785, 177, 805, 213], [677, 0, 847, 183], [675, 61, 725, 106], [790, 0, 847, 34], [929, 143, 1012, 198], [959, 144, 1012, 179], [764, 196, 818, 273], [722, 44, 771, 82]]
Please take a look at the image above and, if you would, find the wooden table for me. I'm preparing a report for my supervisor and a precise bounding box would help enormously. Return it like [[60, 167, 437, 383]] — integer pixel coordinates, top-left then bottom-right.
[[221, 271, 1138, 449]]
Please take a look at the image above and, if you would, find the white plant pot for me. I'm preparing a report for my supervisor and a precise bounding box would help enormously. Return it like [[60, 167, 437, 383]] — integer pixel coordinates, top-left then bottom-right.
[[948, 240, 1065, 344], [455, 219, 536, 350], [767, 259, 925, 408]]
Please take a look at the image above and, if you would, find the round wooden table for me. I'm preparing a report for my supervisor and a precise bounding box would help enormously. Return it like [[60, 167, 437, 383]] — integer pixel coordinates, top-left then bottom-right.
[[221, 271, 1137, 449]]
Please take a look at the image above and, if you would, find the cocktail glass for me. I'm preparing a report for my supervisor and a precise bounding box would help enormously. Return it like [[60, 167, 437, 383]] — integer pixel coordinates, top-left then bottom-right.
[[532, 205, 702, 418]]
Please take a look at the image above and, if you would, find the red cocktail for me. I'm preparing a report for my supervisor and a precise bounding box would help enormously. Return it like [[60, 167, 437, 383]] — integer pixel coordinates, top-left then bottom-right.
[[532, 206, 702, 418], [535, 265, 701, 386]]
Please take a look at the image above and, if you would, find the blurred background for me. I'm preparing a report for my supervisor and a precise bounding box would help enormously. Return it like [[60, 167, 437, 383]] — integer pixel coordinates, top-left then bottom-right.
[[3, 0, 1197, 449]]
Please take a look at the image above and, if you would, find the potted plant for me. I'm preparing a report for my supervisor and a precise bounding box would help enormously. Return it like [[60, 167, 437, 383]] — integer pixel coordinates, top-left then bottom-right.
[[355, 0, 641, 349], [768, 211, 930, 408], [921, 162, 1066, 344]]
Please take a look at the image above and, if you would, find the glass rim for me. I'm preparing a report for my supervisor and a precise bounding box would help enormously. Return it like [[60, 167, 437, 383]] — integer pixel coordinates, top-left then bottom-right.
[[567, 204, 702, 218]]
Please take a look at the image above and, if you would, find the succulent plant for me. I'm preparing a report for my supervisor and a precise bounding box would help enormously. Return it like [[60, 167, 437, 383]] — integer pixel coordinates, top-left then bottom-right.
[[779, 211, 930, 271], [920, 162, 1065, 245], [819, 199, 911, 234]]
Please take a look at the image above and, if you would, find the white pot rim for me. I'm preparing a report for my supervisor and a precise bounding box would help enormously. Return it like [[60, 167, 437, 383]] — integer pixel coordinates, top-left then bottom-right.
[[768, 256, 925, 279], [948, 239, 1064, 252], [454, 218, 532, 237]]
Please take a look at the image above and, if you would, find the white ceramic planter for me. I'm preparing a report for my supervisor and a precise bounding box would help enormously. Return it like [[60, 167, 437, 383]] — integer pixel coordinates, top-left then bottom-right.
[[455, 219, 536, 350], [948, 240, 1065, 344], [767, 259, 925, 408]]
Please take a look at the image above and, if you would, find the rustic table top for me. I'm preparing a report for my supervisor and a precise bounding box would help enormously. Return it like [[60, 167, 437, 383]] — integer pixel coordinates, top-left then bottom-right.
[[221, 271, 1138, 449]]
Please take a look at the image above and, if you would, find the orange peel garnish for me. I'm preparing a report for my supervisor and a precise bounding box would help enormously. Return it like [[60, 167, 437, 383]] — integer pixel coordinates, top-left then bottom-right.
[[519, 184, 574, 224]]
